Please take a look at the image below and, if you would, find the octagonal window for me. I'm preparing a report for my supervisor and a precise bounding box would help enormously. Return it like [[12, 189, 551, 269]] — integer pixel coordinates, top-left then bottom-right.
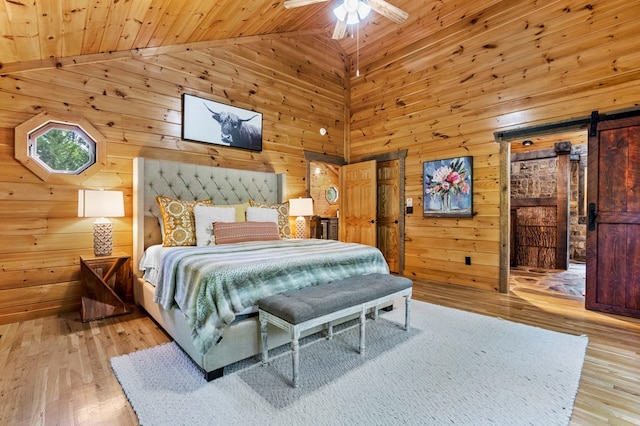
[[15, 112, 106, 182], [28, 122, 96, 175]]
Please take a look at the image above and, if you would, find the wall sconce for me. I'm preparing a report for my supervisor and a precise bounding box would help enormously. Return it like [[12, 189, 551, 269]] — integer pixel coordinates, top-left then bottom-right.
[[78, 189, 125, 256], [522, 140, 534, 146], [289, 198, 314, 239]]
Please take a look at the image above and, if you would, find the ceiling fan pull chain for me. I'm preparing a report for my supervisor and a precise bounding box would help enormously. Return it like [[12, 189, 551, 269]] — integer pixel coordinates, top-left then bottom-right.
[[356, 22, 360, 77]]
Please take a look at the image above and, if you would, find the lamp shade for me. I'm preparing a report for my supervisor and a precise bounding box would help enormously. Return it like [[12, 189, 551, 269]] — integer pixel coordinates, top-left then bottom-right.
[[78, 189, 125, 218], [289, 198, 314, 217]]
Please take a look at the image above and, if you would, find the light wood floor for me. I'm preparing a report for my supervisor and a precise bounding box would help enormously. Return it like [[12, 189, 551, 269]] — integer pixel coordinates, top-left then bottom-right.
[[1, 279, 639, 425]]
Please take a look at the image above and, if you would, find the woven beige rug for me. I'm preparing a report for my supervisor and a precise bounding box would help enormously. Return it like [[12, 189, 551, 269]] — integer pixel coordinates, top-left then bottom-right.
[[111, 300, 588, 425]]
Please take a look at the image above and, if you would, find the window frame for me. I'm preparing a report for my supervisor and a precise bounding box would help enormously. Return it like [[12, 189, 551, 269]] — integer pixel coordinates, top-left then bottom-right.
[[15, 112, 106, 182]]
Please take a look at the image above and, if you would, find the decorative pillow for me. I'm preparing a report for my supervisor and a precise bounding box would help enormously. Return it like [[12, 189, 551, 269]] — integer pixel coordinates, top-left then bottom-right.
[[246, 206, 278, 223], [156, 196, 213, 246], [213, 221, 280, 245], [193, 205, 236, 247], [223, 202, 250, 222], [248, 200, 292, 238]]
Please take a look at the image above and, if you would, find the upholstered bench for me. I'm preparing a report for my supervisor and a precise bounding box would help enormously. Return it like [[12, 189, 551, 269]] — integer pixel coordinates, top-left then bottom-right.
[[258, 273, 413, 388]]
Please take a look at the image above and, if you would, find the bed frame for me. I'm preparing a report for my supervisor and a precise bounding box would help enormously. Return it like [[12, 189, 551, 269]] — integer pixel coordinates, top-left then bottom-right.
[[133, 157, 359, 380]]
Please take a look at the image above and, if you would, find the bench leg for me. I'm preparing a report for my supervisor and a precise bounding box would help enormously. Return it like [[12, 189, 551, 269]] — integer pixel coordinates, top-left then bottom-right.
[[260, 315, 269, 365], [373, 305, 379, 320], [326, 321, 334, 340], [292, 329, 300, 388], [359, 306, 366, 355], [405, 295, 411, 331]]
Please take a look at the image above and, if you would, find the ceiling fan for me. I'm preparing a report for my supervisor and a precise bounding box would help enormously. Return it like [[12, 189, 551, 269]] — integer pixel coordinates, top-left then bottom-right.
[[283, 0, 409, 39]]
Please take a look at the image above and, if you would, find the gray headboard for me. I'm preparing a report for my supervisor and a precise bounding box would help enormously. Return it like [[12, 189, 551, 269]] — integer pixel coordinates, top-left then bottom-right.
[[133, 157, 286, 273]]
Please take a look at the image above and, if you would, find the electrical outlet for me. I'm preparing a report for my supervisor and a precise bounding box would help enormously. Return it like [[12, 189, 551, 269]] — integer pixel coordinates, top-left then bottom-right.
[[465, 256, 471, 265]]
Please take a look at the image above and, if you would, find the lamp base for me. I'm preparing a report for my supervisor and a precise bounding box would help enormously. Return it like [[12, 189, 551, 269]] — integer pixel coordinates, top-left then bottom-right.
[[295, 216, 306, 239], [93, 220, 113, 256]]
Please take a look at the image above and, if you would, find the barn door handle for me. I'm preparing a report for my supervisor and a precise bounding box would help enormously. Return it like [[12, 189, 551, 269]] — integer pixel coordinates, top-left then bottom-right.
[[588, 203, 598, 231]]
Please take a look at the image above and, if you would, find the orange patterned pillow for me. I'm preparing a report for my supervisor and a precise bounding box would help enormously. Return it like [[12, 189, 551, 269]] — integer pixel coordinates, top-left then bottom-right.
[[156, 196, 213, 246], [248, 200, 292, 239], [213, 221, 280, 244]]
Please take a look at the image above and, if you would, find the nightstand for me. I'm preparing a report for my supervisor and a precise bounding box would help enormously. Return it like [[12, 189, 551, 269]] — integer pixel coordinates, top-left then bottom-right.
[[80, 254, 133, 322], [320, 217, 339, 240]]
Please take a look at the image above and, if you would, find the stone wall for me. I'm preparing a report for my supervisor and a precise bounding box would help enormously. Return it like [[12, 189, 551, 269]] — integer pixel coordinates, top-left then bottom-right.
[[511, 158, 558, 199], [510, 145, 587, 264]]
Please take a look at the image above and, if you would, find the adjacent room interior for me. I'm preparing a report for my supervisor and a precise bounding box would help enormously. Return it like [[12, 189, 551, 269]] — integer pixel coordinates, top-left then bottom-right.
[[508, 129, 588, 302]]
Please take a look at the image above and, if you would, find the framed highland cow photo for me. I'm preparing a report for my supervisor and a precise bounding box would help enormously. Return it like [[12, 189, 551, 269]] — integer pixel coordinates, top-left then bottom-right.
[[423, 156, 473, 218], [182, 93, 263, 152]]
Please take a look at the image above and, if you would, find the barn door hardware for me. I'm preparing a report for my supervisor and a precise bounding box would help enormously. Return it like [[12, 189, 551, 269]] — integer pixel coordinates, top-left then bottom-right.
[[588, 202, 598, 231], [589, 111, 599, 137]]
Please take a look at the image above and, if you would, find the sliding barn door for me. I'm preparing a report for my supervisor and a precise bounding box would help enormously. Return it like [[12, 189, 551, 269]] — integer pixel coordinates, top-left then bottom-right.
[[339, 160, 377, 246], [586, 115, 640, 317]]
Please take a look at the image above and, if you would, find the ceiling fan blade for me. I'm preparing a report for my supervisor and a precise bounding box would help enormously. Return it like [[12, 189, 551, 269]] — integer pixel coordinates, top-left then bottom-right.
[[368, 0, 409, 24], [332, 19, 347, 39], [283, 0, 329, 9]]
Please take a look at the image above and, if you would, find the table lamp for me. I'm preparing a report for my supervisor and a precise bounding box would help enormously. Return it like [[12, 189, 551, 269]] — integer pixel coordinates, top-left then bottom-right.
[[289, 198, 314, 239], [78, 189, 125, 256]]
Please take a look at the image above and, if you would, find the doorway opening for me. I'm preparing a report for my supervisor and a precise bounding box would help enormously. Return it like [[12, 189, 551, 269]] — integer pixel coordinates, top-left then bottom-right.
[[507, 129, 588, 301], [305, 150, 407, 275]]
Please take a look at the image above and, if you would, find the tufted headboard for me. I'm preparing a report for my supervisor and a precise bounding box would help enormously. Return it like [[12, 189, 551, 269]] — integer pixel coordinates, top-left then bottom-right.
[[132, 157, 286, 274]]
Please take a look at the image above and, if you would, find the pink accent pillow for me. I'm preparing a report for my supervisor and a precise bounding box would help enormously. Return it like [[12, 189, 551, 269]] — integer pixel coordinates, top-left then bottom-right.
[[213, 221, 281, 244]]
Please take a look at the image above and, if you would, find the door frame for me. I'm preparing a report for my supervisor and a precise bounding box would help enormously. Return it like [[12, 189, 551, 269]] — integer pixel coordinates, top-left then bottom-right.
[[304, 151, 347, 189], [495, 117, 591, 293]]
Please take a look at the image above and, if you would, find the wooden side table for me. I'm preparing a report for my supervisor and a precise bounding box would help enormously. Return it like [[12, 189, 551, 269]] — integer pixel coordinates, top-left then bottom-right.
[[80, 254, 133, 322]]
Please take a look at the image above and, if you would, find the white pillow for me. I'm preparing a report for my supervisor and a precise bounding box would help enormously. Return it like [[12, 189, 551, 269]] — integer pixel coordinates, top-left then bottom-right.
[[246, 206, 279, 223], [193, 205, 236, 246]]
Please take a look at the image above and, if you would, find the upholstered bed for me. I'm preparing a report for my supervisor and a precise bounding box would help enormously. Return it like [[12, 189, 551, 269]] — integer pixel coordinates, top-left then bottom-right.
[[132, 157, 390, 380]]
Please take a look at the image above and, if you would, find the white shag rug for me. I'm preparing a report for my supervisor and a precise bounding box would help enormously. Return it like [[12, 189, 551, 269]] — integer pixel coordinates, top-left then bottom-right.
[[111, 300, 588, 426]]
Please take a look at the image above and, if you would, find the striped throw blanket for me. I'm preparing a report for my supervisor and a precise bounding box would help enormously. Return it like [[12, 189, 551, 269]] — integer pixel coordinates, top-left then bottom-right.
[[153, 239, 390, 354]]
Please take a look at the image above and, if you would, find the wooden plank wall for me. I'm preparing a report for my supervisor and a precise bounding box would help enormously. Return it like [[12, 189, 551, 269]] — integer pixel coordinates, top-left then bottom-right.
[[348, 0, 640, 290], [2, 0, 640, 322], [0, 35, 347, 324]]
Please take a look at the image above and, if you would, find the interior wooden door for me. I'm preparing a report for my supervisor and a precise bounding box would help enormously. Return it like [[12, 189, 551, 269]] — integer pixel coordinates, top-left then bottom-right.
[[586, 115, 640, 317], [339, 160, 377, 246], [377, 160, 400, 272]]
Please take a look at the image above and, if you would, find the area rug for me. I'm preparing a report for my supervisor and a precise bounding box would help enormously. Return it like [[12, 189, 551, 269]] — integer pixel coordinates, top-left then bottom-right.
[[111, 300, 588, 426]]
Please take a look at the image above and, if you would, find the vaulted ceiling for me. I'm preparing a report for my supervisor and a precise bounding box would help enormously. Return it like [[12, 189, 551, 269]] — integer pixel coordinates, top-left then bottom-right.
[[0, 0, 502, 74]]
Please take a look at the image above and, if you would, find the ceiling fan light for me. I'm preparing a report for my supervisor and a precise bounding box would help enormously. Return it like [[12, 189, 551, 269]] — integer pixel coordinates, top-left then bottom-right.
[[333, 4, 347, 21], [357, 2, 371, 20], [346, 11, 359, 24], [344, 0, 359, 12]]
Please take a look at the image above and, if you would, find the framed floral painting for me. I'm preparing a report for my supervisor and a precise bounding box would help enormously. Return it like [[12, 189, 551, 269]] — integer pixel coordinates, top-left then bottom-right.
[[423, 156, 473, 218]]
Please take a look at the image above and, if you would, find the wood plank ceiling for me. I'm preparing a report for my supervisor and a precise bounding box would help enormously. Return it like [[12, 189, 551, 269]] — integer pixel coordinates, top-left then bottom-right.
[[0, 0, 501, 74]]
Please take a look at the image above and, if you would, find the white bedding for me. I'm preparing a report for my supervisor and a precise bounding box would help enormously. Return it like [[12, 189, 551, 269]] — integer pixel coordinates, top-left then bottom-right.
[[139, 244, 178, 285]]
